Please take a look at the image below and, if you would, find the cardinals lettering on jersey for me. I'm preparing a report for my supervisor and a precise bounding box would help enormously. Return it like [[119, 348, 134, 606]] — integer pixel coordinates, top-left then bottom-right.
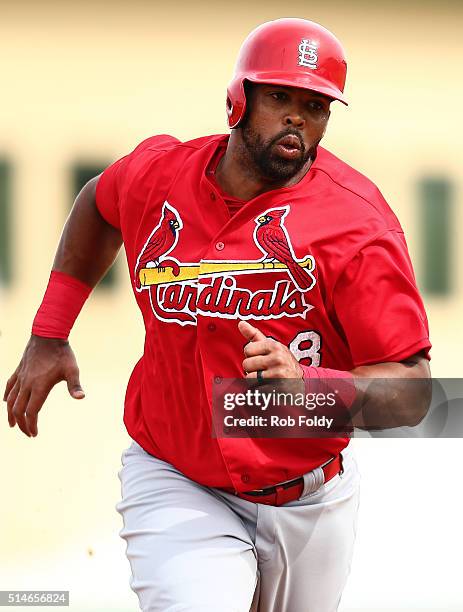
[[134, 203, 316, 326]]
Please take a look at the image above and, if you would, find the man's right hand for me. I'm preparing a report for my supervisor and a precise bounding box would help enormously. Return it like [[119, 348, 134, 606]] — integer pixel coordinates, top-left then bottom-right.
[[3, 335, 84, 438]]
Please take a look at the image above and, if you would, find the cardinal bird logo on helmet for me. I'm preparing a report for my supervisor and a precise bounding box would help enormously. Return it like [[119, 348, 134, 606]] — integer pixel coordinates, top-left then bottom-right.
[[134, 202, 183, 291], [254, 206, 315, 292]]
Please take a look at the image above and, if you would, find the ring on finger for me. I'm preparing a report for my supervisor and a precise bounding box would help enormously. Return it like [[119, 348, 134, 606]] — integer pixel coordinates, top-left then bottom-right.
[[257, 370, 264, 383]]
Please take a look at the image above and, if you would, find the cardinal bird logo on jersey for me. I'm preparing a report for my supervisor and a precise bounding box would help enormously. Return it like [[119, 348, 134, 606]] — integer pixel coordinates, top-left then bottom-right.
[[134, 202, 183, 291], [254, 206, 315, 292]]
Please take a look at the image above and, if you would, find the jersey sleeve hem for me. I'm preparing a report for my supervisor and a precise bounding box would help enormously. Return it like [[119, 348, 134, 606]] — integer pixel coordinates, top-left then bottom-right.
[[352, 337, 432, 367]]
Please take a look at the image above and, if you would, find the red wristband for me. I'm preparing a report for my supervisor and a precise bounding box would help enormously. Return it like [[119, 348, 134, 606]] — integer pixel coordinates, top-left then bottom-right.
[[301, 365, 356, 432], [32, 270, 92, 340]]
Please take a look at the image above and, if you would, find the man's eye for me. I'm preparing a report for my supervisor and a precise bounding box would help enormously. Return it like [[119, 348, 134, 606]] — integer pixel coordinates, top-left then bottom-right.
[[308, 101, 323, 112], [270, 92, 287, 101]]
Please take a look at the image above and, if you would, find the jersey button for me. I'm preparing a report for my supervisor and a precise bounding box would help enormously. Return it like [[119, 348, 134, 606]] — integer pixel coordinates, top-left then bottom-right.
[[215, 241, 225, 251], [210, 192, 216, 201], [241, 473, 251, 484], [214, 376, 222, 384], [207, 323, 216, 332]]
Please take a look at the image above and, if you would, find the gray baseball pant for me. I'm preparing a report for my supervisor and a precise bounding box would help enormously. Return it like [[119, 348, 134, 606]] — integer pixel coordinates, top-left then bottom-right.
[[116, 441, 360, 612]]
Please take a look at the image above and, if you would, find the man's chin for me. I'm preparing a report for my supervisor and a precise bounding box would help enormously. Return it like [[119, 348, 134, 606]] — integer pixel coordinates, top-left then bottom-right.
[[261, 155, 306, 181]]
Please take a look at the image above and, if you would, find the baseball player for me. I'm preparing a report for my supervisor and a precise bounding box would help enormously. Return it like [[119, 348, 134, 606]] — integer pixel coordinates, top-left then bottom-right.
[[4, 18, 431, 612]]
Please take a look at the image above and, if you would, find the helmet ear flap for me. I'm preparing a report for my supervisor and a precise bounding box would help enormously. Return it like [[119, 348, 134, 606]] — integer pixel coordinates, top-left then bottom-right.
[[226, 94, 233, 119], [226, 79, 246, 129]]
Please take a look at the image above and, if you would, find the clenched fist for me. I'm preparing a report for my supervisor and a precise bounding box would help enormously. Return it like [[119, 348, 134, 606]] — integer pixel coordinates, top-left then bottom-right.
[[239, 320, 303, 381]]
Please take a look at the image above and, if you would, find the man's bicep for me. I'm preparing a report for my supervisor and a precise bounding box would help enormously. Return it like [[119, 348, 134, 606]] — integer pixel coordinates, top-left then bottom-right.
[[68, 173, 120, 237], [400, 350, 431, 377], [53, 174, 122, 286]]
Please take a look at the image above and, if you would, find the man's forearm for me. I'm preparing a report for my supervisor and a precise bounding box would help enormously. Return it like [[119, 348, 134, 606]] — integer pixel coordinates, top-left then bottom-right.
[[349, 353, 432, 430]]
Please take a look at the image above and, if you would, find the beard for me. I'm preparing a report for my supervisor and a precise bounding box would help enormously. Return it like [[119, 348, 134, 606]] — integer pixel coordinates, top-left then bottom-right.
[[240, 124, 317, 182]]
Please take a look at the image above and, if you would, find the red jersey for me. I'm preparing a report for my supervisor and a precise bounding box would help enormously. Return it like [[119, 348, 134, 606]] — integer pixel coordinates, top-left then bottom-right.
[[95, 134, 431, 491]]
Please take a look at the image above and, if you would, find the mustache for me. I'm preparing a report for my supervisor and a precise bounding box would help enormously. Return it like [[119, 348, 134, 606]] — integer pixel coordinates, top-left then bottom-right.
[[268, 128, 305, 152]]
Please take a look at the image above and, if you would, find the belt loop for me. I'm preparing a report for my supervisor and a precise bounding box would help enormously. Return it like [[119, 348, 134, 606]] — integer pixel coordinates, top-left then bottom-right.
[[301, 470, 317, 497]]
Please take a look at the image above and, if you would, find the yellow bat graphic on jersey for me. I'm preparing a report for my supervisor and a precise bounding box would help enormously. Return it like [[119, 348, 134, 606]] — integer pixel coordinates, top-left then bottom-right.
[[138, 257, 314, 287]]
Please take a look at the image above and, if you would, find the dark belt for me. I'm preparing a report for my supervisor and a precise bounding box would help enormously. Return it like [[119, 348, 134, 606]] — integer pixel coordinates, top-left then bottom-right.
[[220, 454, 343, 506]]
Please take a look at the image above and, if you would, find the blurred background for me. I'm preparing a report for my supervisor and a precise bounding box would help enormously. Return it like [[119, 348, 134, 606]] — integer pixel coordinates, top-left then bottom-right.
[[1, 0, 462, 610]]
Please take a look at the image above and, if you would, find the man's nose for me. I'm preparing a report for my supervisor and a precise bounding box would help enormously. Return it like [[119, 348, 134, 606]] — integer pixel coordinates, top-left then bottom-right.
[[284, 111, 305, 129]]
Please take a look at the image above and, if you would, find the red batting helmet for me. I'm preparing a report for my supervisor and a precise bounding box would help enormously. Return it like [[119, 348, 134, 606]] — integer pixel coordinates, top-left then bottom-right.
[[226, 18, 348, 129]]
